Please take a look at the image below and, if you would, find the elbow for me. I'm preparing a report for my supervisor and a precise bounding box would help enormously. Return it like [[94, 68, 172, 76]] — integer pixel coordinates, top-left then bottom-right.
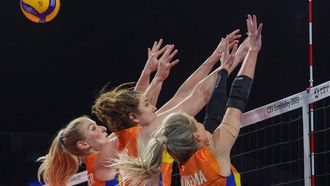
[[186, 89, 209, 116]]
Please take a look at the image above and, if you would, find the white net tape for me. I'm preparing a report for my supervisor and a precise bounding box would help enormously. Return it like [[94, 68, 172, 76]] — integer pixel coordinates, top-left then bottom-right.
[[242, 80, 330, 127]]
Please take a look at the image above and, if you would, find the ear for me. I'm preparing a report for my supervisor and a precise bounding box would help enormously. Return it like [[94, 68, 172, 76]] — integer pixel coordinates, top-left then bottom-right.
[[193, 132, 202, 142], [128, 112, 140, 123], [76, 140, 91, 150]]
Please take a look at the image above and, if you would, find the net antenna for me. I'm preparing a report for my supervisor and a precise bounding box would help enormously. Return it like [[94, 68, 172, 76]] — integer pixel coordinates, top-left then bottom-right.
[[308, 0, 315, 185]]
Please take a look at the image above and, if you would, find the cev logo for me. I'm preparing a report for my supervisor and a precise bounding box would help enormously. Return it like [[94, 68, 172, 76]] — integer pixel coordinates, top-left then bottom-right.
[[314, 88, 320, 99], [313, 85, 330, 99]]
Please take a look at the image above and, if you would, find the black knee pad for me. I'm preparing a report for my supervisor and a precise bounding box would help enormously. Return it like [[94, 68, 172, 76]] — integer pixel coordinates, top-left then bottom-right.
[[226, 75, 253, 112]]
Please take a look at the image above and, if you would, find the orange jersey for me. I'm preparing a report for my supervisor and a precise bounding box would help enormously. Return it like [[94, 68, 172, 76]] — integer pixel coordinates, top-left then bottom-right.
[[84, 153, 120, 186], [179, 147, 241, 186], [116, 126, 141, 157]]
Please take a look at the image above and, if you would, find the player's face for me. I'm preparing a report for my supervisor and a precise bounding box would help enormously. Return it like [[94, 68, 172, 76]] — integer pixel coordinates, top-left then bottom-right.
[[80, 118, 108, 151], [136, 94, 157, 126]]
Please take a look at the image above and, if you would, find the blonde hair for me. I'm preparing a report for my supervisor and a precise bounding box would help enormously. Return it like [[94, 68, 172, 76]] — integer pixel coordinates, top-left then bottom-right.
[[37, 116, 89, 186], [113, 112, 199, 185], [92, 82, 141, 132]]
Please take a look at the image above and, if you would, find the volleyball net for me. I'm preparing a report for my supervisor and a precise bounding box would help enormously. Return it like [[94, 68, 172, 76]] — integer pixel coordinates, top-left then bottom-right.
[[231, 80, 330, 186], [61, 80, 330, 186]]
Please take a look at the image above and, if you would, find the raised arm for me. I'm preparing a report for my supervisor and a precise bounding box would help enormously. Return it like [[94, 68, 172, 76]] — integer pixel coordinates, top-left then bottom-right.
[[212, 15, 263, 176], [176, 37, 238, 117], [134, 39, 166, 92], [139, 37, 238, 145], [144, 44, 179, 106], [157, 30, 241, 114], [203, 35, 251, 133], [149, 36, 236, 124], [203, 67, 229, 133]]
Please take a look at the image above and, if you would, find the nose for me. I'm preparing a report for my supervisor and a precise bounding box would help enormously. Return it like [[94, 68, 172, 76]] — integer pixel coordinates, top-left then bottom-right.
[[99, 125, 107, 132]]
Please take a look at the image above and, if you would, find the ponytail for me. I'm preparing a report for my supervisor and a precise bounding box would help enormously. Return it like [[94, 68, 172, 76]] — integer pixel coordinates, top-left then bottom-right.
[[37, 130, 80, 186], [113, 136, 165, 185], [37, 116, 89, 186]]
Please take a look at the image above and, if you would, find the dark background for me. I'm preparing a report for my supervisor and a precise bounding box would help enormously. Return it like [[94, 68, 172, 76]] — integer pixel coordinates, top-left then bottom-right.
[[1, 0, 330, 185]]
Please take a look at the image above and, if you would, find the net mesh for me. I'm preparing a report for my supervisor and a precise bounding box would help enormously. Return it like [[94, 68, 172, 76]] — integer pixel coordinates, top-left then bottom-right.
[[314, 98, 330, 185], [231, 109, 304, 186]]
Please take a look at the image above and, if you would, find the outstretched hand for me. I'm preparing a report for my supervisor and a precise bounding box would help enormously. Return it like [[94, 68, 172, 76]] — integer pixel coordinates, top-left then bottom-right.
[[247, 15, 263, 52], [155, 44, 180, 81], [220, 36, 238, 71], [212, 29, 241, 59], [145, 39, 167, 72]]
